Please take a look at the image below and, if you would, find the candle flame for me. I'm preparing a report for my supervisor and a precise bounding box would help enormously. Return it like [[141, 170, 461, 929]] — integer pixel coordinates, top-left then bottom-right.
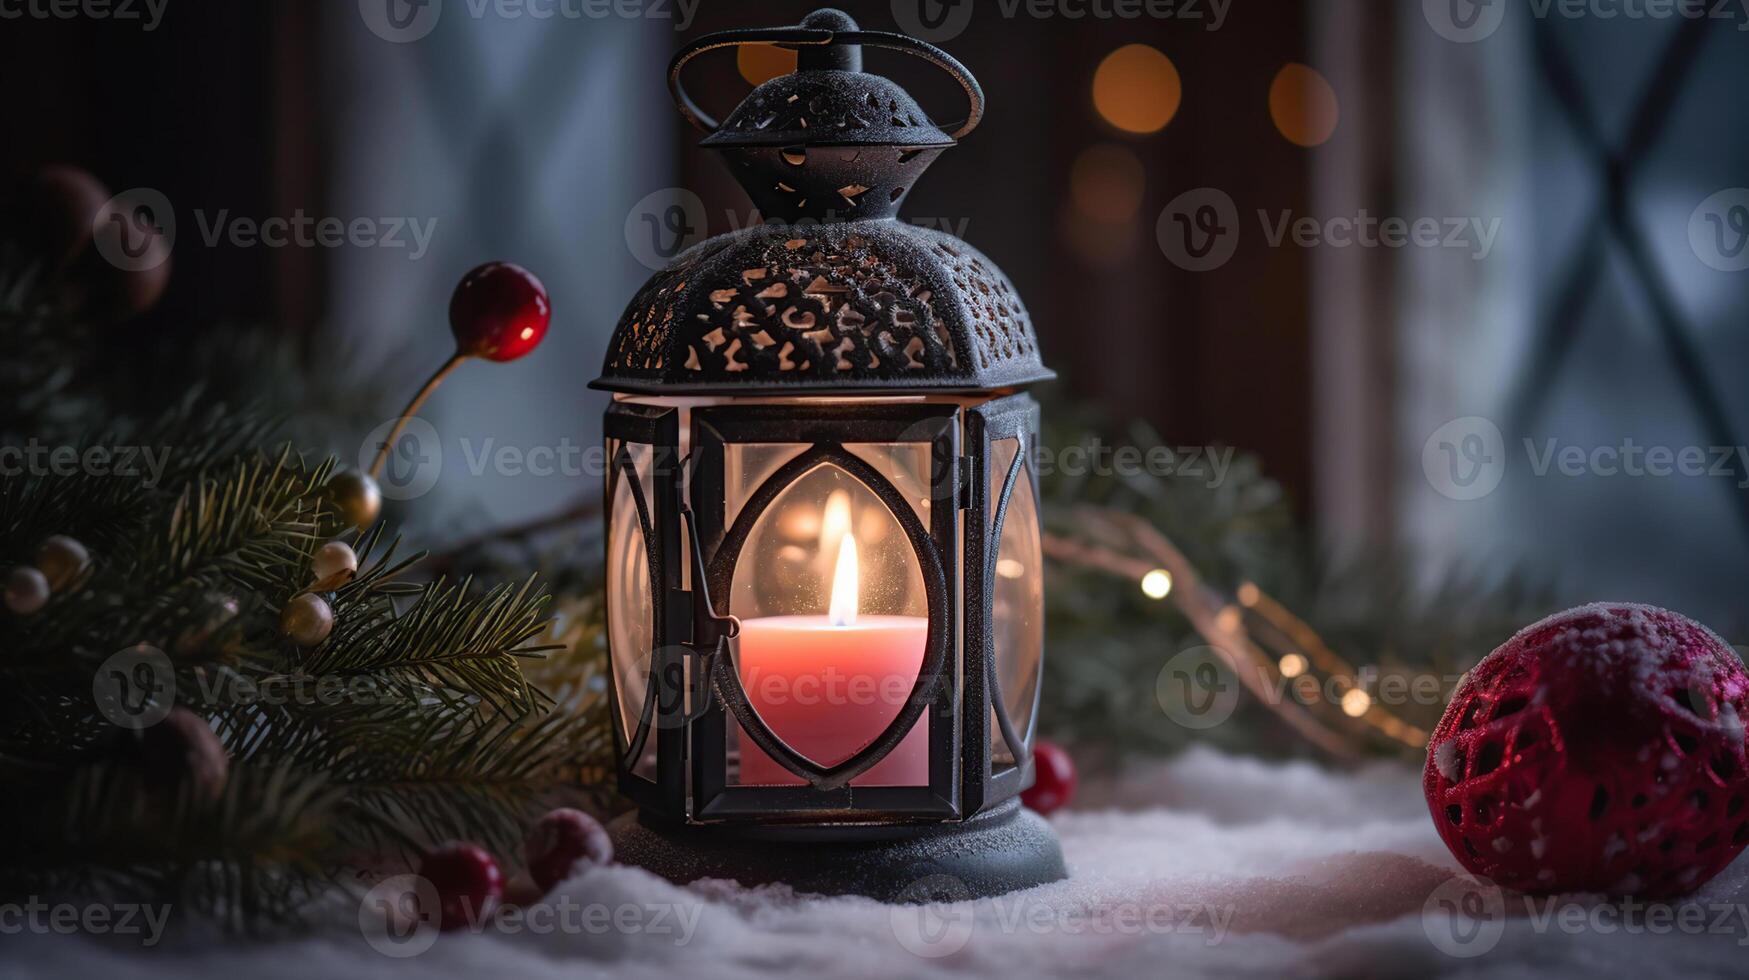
[[828, 534, 858, 627], [820, 490, 851, 555]]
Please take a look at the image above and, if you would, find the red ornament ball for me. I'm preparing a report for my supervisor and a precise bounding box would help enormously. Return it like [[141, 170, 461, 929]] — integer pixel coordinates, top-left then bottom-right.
[[524, 807, 613, 892], [419, 842, 504, 931], [448, 261, 550, 362], [1022, 740, 1078, 816], [1425, 603, 1749, 897]]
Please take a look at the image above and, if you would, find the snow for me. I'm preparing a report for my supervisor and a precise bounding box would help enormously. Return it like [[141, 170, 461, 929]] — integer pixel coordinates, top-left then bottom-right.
[[12, 747, 1749, 979]]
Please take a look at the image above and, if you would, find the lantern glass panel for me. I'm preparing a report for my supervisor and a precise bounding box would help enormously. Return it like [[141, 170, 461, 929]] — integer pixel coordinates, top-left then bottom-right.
[[607, 440, 658, 780], [723, 444, 931, 787], [989, 436, 1043, 766]]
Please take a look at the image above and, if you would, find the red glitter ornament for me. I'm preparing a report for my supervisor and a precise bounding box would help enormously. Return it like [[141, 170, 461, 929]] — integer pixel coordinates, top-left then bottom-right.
[[448, 261, 550, 362], [1022, 740, 1078, 816], [524, 807, 613, 892], [1424, 603, 1749, 897], [419, 842, 504, 931]]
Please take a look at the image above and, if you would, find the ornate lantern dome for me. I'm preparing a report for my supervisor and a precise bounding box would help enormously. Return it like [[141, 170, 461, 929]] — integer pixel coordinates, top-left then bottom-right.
[[592, 8, 1053, 396]]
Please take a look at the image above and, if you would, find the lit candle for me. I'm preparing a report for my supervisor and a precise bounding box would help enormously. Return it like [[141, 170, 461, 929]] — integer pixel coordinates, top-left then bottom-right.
[[737, 505, 930, 786]]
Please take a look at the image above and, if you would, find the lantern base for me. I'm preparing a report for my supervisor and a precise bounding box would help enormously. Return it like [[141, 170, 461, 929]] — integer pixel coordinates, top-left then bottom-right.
[[608, 797, 1065, 902]]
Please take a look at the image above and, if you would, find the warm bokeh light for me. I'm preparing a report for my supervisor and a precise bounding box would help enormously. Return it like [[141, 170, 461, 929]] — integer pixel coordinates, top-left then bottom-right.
[[738, 43, 796, 86], [1278, 653, 1308, 678], [1070, 143, 1146, 223], [996, 557, 1027, 580], [1269, 63, 1339, 147], [1236, 582, 1261, 607], [1216, 605, 1242, 633], [1140, 568, 1173, 599], [1340, 687, 1371, 718], [1092, 44, 1181, 135]]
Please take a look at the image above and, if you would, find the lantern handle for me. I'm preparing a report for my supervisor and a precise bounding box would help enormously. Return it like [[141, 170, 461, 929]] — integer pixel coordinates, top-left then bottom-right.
[[667, 26, 985, 140]]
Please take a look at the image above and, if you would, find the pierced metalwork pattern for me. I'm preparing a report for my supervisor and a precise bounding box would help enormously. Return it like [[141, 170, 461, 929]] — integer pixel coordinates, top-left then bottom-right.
[[600, 222, 1049, 392], [704, 70, 950, 148]]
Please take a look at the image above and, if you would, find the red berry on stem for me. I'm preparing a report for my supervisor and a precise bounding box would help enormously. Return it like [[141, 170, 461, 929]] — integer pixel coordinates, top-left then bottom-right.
[[419, 842, 504, 931], [1022, 740, 1077, 816], [449, 261, 550, 362], [1424, 603, 1749, 897], [525, 807, 613, 892]]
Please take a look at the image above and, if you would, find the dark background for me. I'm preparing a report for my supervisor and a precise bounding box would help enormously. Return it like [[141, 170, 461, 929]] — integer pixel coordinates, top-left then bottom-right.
[[3, 0, 1746, 626]]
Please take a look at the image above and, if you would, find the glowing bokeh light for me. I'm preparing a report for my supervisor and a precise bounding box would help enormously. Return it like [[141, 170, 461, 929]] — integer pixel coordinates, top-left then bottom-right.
[[1092, 44, 1181, 135], [1070, 143, 1146, 223], [1269, 63, 1339, 147], [738, 43, 796, 86]]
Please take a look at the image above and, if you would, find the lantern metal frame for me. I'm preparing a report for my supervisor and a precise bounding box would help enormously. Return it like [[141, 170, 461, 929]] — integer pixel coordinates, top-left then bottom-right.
[[602, 394, 1045, 826], [596, 7, 1063, 899]]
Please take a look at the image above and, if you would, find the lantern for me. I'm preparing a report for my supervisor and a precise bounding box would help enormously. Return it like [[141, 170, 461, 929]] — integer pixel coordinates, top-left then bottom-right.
[[596, 8, 1062, 900]]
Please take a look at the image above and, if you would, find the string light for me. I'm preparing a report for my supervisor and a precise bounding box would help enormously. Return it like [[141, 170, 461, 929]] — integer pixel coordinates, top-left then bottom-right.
[[1140, 568, 1173, 599], [1278, 652, 1308, 678], [1340, 688, 1372, 718]]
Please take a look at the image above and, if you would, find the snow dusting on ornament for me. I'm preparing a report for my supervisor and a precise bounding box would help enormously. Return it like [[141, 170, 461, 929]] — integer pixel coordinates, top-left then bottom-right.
[[1423, 602, 1749, 897]]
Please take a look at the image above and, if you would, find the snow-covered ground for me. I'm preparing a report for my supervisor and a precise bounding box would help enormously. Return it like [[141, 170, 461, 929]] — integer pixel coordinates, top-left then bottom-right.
[[12, 748, 1749, 979]]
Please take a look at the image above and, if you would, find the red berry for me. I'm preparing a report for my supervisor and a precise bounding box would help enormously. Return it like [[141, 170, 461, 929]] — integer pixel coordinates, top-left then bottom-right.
[[1022, 740, 1077, 815], [448, 261, 550, 362], [524, 807, 613, 892], [1425, 603, 1749, 897], [419, 842, 504, 931]]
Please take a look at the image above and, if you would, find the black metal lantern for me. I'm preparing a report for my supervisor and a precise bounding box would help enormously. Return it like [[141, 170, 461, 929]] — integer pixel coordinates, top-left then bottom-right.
[[595, 8, 1062, 900]]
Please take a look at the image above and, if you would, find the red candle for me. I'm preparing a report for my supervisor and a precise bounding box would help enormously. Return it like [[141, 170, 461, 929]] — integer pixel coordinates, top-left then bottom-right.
[[737, 535, 930, 786]]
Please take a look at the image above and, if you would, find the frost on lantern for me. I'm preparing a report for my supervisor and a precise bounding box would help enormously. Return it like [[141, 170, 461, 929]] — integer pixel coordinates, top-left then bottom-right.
[[589, 8, 1064, 901]]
